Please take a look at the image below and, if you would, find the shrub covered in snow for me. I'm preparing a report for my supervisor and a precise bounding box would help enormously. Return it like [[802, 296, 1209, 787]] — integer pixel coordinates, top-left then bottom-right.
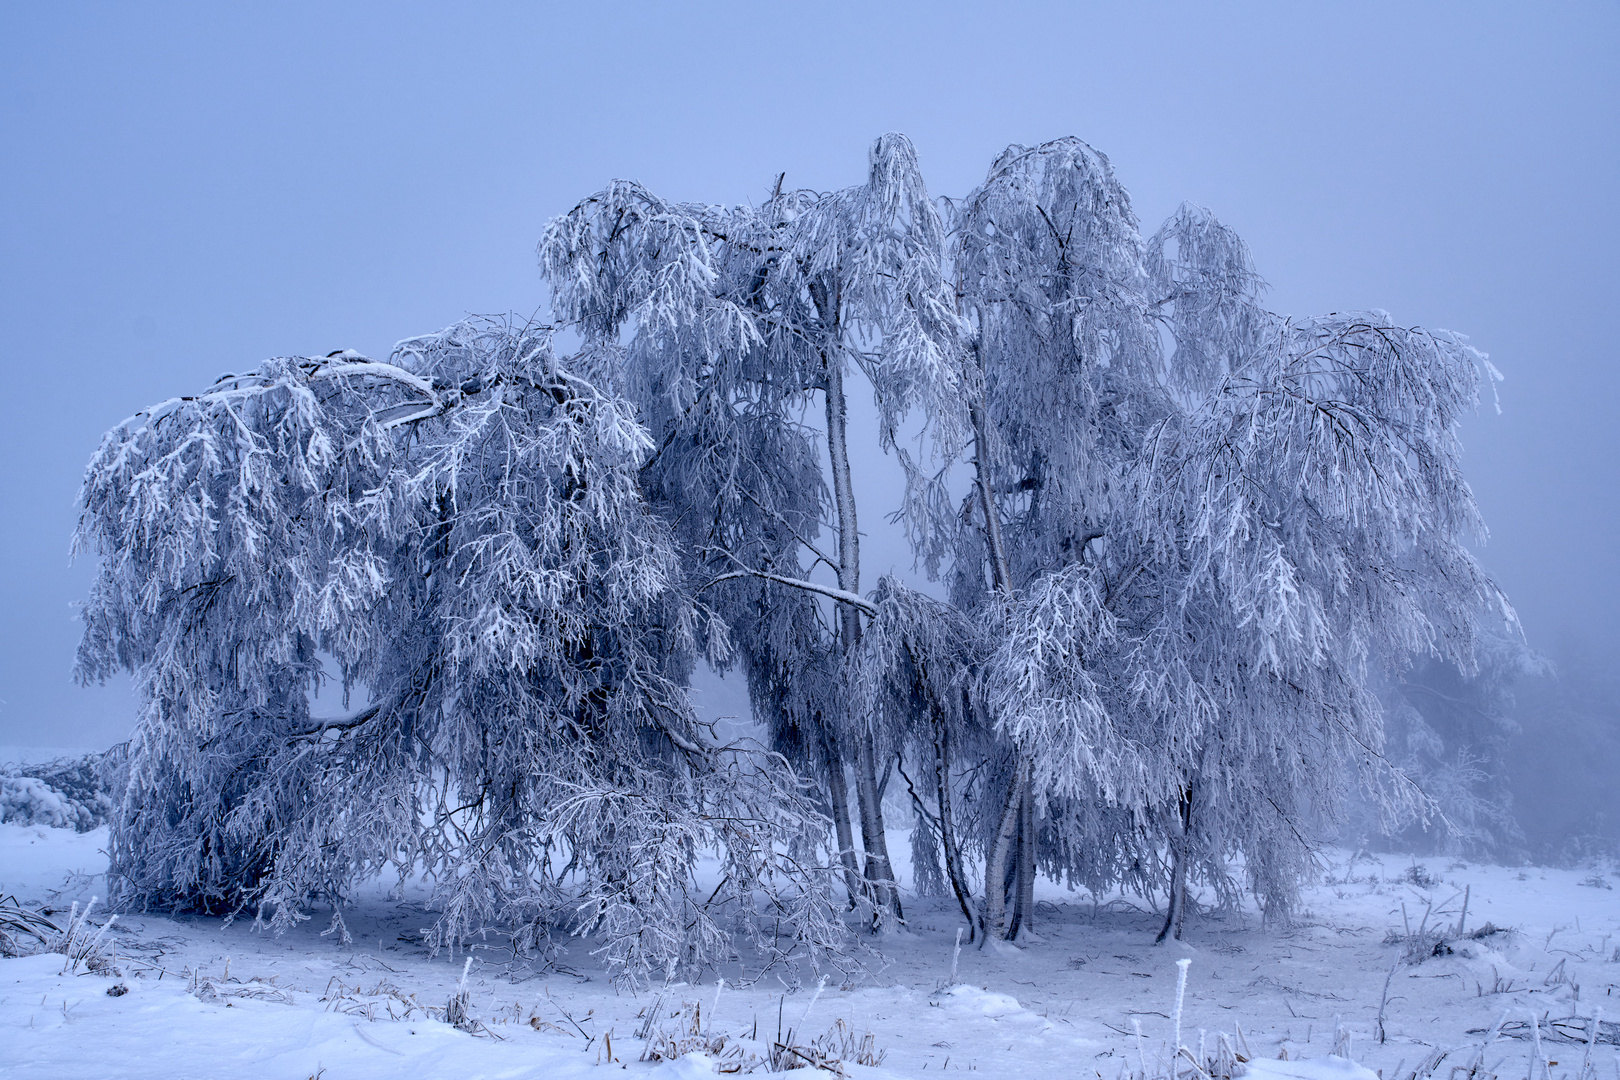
[[0, 753, 114, 832]]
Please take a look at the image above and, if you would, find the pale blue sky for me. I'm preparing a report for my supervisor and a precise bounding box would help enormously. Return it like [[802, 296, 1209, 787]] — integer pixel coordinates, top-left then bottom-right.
[[2, 2, 1615, 747]]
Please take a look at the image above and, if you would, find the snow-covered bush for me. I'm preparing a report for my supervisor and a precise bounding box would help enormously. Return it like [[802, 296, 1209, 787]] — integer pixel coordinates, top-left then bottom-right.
[[0, 753, 114, 832]]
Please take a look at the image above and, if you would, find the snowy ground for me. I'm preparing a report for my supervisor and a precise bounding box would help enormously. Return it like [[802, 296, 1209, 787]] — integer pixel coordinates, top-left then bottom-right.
[[2, 817, 1617, 1079]]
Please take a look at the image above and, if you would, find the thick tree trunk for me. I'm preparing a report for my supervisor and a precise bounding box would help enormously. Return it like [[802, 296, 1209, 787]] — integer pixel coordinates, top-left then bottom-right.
[[813, 279, 898, 927], [981, 753, 1029, 943]]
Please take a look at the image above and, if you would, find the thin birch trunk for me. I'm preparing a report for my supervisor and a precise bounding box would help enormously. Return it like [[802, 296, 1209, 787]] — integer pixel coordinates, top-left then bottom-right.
[[969, 361, 1038, 942], [1157, 851, 1188, 944], [969, 395, 1014, 597], [932, 711, 978, 938], [813, 279, 898, 926], [821, 723, 864, 906]]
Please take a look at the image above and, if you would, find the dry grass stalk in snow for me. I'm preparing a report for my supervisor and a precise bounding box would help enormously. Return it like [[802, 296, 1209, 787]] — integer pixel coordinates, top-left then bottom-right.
[[53, 896, 118, 976], [0, 893, 60, 957], [632, 980, 887, 1075]]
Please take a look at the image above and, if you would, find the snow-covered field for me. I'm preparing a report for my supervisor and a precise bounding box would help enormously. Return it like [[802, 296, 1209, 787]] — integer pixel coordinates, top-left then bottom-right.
[[2, 817, 1616, 1080]]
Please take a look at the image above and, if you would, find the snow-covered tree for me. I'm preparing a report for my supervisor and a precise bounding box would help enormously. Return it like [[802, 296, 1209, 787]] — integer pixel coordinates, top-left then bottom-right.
[[75, 319, 847, 984], [899, 139, 1511, 940], [538, 134, 960, 927], [1120, 247, 1509, 934]]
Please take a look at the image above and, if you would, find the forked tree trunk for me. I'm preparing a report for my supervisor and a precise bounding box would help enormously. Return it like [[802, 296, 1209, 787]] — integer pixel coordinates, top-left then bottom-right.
[[852, 726, 898, 922]]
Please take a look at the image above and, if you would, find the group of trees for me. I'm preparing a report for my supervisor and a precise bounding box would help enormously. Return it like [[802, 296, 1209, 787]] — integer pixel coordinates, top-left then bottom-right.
[[75, 134, 1509, 983]]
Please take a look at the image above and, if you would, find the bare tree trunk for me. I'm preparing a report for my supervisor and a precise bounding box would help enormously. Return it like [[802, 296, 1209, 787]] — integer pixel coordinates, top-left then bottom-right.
[[932, 713, 978, 938], [1156, 790, 1193, 943], [1013, 775, 1037, 939], [820, 724, 864, 906], [813, 278, 898, 927]]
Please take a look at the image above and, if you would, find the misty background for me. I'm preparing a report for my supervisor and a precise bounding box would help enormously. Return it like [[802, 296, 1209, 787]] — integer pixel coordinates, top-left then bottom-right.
[[1, 3, 1615, 856]]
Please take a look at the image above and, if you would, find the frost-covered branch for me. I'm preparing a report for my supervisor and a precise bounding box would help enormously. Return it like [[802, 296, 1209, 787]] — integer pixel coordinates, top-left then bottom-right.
[[699, 569, 878, 617]]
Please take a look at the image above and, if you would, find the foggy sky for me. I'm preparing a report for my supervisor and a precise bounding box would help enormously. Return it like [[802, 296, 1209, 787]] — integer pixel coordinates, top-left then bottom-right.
[[2, 2, 1615, 750]]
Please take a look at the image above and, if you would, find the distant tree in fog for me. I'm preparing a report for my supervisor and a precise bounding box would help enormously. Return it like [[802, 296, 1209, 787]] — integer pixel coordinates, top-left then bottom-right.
[[1377, 629, 1546, 858], [1506, 652, 1620, 861]]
